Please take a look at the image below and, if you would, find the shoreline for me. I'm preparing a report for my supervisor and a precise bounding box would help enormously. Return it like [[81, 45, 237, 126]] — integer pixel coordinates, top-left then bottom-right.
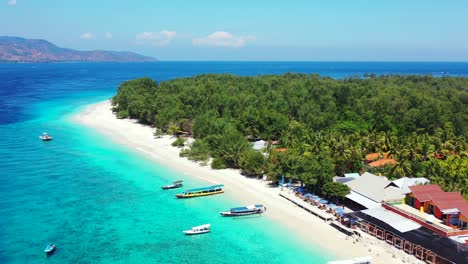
[[72, 100, 420, 264]]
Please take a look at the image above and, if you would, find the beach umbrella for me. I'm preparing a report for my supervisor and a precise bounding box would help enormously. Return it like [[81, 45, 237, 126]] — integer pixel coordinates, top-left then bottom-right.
[[335, 207, 344, 212], [328, 203, 337, 209], [336, 211, 345, 216], [304, 193, 313, 198], [319, 199, 329, 204], [294, 187, 304, 193], [312, 197, 321, 201]]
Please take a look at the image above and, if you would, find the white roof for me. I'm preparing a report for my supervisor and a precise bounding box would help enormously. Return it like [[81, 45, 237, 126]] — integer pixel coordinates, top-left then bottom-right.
[[333, 176, 355, 184], [252, 140, 267, 150], [344, 172, 390, 202], [361, 208, 421, 233], [442, 208, 460, 214], [344, 172, 405, 202], [390, 177, 430, 194], [346, 190, 381, 209]]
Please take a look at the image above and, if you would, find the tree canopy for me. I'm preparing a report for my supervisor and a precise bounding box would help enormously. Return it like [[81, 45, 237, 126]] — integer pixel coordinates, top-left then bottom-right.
[[112, 74, 468, 197]]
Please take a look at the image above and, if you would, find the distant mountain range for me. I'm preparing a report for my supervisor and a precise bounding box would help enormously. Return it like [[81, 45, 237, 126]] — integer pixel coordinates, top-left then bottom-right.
[[0, 36, 157, 62]]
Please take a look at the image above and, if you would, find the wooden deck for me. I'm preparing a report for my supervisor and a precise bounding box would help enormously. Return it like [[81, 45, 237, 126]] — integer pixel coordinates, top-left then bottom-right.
[[279, 192, 335, 221]]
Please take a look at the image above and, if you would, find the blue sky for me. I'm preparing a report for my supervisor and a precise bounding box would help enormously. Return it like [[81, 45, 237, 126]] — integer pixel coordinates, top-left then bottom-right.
[[2, 0, 468, 61]]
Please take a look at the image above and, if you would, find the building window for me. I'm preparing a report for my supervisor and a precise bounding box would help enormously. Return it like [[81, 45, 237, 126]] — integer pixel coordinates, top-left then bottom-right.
[[460, 220, 468, 230], [428, 204, 435, 215]]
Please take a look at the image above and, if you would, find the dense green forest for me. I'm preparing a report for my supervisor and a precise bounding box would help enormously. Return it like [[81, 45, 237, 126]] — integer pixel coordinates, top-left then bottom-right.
[[112, 74, 467, 198]]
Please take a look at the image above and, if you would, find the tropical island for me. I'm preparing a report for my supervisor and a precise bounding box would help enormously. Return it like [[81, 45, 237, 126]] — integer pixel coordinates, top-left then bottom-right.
[[71, 73, 468, 263], [111, 74, 467, 198], [0, 36, 157, 63]]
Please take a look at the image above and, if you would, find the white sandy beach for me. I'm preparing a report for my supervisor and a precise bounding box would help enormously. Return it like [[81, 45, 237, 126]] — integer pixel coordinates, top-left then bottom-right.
[[72, 100, 422, 264]]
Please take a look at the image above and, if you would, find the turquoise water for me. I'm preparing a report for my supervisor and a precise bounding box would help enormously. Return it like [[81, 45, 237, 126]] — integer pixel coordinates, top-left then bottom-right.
[[2, 61, 468, 263], [1, 97, 330, 263], [0, 63, 344, 263]]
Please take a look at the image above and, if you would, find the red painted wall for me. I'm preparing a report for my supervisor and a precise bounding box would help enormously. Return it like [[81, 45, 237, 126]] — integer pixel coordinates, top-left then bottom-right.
[[414, 198, 422, 210], [435, 206, 442, 219]]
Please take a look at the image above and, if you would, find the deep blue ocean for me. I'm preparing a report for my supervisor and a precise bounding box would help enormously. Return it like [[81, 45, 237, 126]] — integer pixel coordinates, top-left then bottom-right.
[[1, 61, 468, 264]]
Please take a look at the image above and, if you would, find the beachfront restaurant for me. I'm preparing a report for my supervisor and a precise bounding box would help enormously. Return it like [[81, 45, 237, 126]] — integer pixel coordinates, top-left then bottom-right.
[[405, 184, 468, 231], [342, 172, 404, 210]]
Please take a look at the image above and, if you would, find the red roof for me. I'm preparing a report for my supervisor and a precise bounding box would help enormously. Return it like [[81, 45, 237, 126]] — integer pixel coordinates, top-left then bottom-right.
[[409, 184, 444, 202], [365, 153, 380, 161], [368, 158, 397, 167], [428, 192, 468, 219], [274, 148, 287, 152]]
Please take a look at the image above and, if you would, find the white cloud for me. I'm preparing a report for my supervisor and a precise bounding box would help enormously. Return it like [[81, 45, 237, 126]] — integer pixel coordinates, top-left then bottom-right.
[[136, 30, 176, 46], [80, 32, 94, 39], [7, 0, 16, 6], [192, 31, 255, 48], [104, 32, 113, 39]]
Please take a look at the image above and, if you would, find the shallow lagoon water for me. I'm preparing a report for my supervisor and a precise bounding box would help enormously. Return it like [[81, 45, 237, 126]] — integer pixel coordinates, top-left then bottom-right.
[[1, 62, 467, 263]]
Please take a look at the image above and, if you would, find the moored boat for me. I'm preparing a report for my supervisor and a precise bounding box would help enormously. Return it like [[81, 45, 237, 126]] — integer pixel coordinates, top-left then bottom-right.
[[161, 180, 183, 190], [183, 224, 211, 235], [220, 204, 265, 217], [175, 184, 224, 198], [44, 243, 56, 255], [39, 132, 53, 141]]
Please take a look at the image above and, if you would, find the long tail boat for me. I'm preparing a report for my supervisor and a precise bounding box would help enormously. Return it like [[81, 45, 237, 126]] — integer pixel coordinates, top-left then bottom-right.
[[175, 184, 224, 198], [220, 204, 265, 217]]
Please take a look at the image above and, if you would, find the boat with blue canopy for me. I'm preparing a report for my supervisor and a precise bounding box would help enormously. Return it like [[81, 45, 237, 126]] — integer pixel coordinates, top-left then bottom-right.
[[220, 204, 265, 217], [175, 184, 224, 198]]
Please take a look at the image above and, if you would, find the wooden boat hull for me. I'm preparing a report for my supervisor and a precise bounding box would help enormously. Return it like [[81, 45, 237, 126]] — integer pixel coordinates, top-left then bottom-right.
[[176, 190, 224, 198]]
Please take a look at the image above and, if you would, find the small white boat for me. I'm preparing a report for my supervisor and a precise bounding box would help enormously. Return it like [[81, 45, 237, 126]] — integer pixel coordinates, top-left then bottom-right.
[[183, 224, 211, 235], [161, 180, 183, 190], [39, 133, 53, 141], [44, 243, 56, 255]]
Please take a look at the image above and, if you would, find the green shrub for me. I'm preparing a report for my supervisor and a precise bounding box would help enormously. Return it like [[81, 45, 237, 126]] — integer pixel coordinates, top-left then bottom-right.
[[179, 148, 190, 157], [171, 137, 186, 147], [116, 110, 129, 119], [211, 157, 227, 169]]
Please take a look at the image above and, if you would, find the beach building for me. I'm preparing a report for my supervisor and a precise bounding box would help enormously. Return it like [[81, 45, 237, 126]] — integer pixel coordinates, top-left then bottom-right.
[[342, 173, 430, 210], [382, 184, 468, 238], [344, 173, 360, 178], [349, 209, 468, 264], [252, 140, 267, 151], [390, 177, 430, 194], [343, 172, 402, 209], [333, 173, 360, 184], [333, 176, 355, 184], [364, 152, 397, 167]]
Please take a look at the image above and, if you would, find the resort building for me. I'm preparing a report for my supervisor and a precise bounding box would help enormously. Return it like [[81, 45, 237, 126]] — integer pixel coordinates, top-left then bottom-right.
[[364, 152, 397, 168], [406, 185, 468, 232], [381, 183, 468, 241], [343, 172, 407, 209], [252, 140, 267, 151]]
